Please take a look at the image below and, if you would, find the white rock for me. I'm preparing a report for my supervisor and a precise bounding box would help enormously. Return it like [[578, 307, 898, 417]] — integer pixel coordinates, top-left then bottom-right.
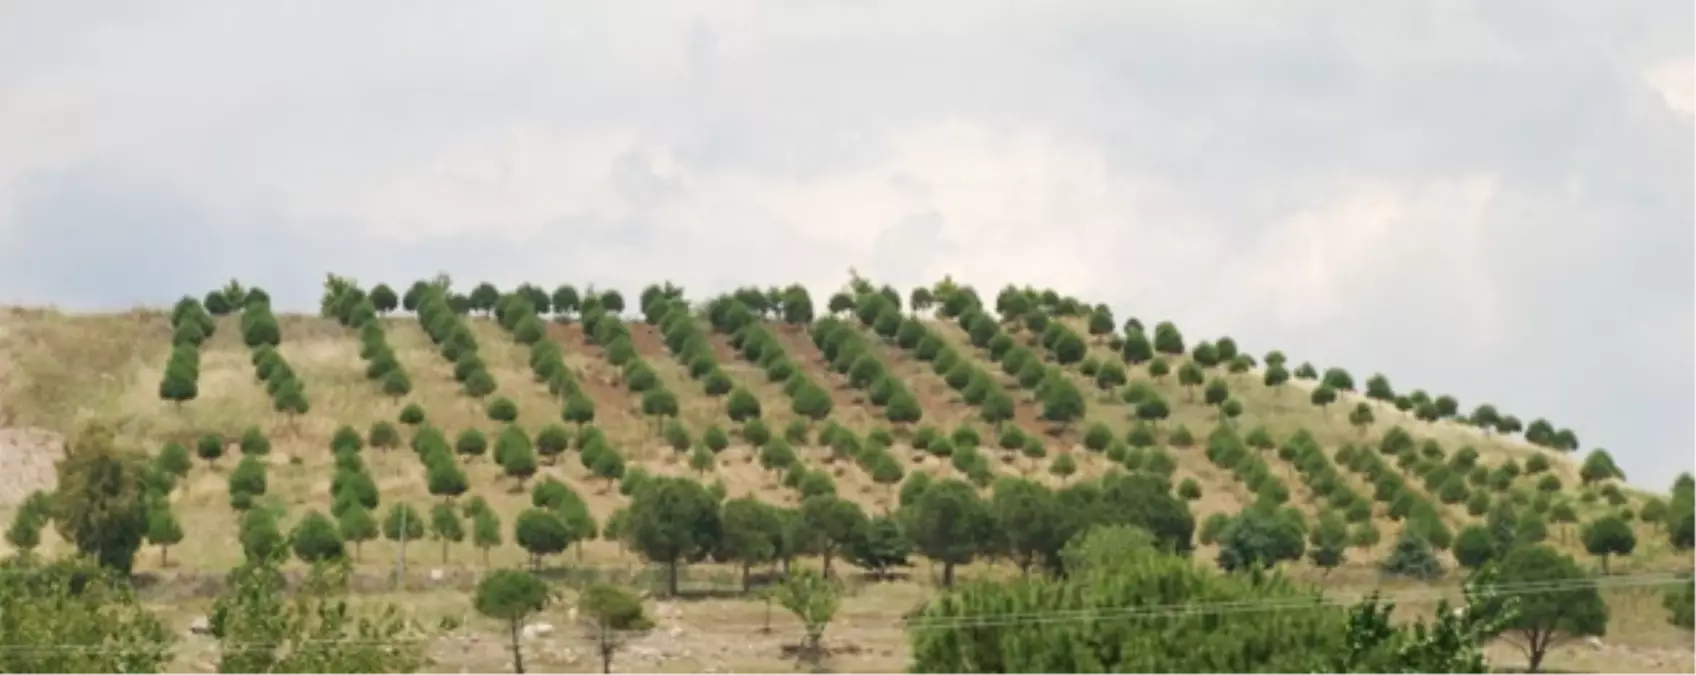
[[1585, 636, 1605, 650], [521, 622, 555, 639], [668, 626, 685, 639], [567, 607, 578, 623], [429, 568, 446, 582], [188, 616, 213, 635]]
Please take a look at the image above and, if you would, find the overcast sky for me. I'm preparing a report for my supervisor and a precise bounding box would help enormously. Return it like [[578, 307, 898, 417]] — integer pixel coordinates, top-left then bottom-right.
[[0, 1, 1690, 487]]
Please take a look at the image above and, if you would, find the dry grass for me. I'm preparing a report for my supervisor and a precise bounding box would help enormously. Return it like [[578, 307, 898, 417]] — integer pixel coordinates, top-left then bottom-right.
[[0, 305, 1690, 673]]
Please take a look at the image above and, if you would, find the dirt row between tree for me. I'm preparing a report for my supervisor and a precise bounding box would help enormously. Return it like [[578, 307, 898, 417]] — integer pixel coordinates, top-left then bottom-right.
[[766, 324, 888, 428], [925, 321, 1072, 445], [702, 329, 801, 431], [545, 323, 639, 429]]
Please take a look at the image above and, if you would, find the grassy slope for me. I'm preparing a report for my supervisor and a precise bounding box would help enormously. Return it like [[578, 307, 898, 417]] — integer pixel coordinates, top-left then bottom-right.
[[0, 305, 1689, 673]]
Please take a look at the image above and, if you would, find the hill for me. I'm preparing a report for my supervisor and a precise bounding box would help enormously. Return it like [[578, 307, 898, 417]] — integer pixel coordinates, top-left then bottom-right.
[[0, 275, 1690, 673]]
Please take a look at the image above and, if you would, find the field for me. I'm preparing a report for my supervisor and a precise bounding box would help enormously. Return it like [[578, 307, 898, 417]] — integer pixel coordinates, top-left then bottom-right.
[[0, 276, 1690, 673]]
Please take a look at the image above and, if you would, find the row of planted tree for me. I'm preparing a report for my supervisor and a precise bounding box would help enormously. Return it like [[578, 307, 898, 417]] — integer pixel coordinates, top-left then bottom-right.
[[154, 273, 1649, 559], [6, 416, 1692, 673], [287, 271, 1597, 458]]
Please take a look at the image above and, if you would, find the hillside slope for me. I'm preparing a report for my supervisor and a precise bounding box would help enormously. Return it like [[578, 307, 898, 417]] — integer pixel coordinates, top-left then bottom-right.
[[0, 276, 1689, 673]]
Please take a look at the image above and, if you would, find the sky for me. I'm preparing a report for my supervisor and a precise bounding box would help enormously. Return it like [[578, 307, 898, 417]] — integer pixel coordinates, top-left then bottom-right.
[[0, 1, 1690, 487]]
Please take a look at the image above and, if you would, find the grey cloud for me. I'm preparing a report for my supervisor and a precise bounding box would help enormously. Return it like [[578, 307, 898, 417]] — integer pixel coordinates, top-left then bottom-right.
[[0, 0, 1688, 485]]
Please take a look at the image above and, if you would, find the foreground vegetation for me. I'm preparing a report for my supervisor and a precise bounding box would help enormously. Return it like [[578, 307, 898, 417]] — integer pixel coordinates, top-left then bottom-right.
[[0, 273, 1690, 672]]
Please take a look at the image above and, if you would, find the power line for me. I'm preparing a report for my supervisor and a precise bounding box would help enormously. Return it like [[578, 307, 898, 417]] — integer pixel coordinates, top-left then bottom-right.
[[0, 571, 1683, 655]]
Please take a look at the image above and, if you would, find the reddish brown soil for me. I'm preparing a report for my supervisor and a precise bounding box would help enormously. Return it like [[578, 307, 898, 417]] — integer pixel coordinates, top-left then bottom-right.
[[927, 322, 1071, 443], [705, 332, 796, 417], [627, 322, 669, 358], [545, 323, 638, 424], [859, 328, 1055, 440], [768, 324, 886, 423]]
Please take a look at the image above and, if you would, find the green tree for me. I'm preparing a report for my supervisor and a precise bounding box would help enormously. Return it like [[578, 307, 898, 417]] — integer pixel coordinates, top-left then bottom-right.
[[726, 388, 762, 422], [563, 393, 597, 427], [473, 509, 503, 565], [905, 479, 994, 587], [197, 432, 226, 466], [426, 460, 469, 502], [1380, 528, 1444, 580], [5, 507, 43, 555], [424, 502, 464, 564], [775, 570, 842, 662], [579, 583, 653, 674], [155, 441, 193, 478], [1310, 384, 1338, 413], [134, 497, 182, 566], [486, 396, 520, 423], [990, 477, 1066, 575], [1049, 452, 1078, 484], [0, 557, 174, 672], [514, 508, 573, 569], [158, 361, 199, 407], [1176, 362, 1205, 399], [802, 494, 870, 577], [847, 514, 913, 580], [382, 503, 425, 569], [228, 455, 269, 506], [716, 496, 781, 592], [907, 524, 1500, 673], [1580, 514, 1636, 574], [475, 569, 552, 675], [1216, 506, 1306, 573], [502, 437, 540, 489], [791, 383, 834, 421], [239, 426, 271, 455], [52, 425, 151, 573], [290, 510, 347, 563], [239, 507, 285, 563], [337, 503, 378, 562], [1348, 402, 1375, 434], [689, 445, 716, 475], [1489, 544, 1608, 673], [1579, 449, 1622, 486], [628, 476, 723, 596], [1452, 525, 1496, 571], [1308, 510, 1350, 574]]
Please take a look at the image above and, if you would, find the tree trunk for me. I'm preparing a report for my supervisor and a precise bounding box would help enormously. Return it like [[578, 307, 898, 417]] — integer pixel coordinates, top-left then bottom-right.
[[354, 541, 363, 563], [600, 635, 614, 675], [942, 561, 956, 588], [822, 548, 834, 578], [509, 620, 527, 674], [668, 559, 680, 597], [160, 545, 169, 568], [741, 563, 752, 594]]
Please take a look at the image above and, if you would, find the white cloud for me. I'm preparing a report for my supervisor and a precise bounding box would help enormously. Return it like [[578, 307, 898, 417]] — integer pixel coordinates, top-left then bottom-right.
[[1645, 57, 1694, 119], [0, 0, 1688, 485]]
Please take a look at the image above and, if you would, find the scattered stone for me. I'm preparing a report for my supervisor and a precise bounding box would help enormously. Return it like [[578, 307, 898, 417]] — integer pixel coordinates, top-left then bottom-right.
[[429, 568, 446, 583], [521, 622, 554, 639], [668, 626, 685, 639], [188, 616, 213, 635], [1585, 636, 1605, 651]]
